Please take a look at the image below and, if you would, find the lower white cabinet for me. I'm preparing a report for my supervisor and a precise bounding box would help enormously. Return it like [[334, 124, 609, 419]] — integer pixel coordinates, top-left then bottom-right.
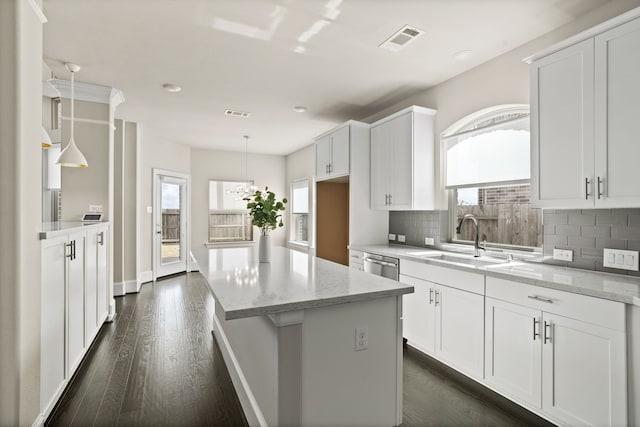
[[486, 277, 627, 427], [348, 249, 364, 271], [40, 224, 110, 418], [400, 272, 484, 380]]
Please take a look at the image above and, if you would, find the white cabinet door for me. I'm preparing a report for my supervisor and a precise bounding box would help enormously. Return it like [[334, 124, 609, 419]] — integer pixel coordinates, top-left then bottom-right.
[[315, 134, 332, 180], [389, 112, 413, 210], [542, 313, 627, 427], [530, 38, 594, 208], [370, 122, 392, 210], [40, 236, 67, 413], [435, 285, 484, 380], [485, 298, 542, 409], [96, 227, 109, 324], [399, 275, 436, 355], [85, 230, 98, 344], [67, 231, 86, 375], [330, 125, 350, 177], [594, 17, 640, 207]]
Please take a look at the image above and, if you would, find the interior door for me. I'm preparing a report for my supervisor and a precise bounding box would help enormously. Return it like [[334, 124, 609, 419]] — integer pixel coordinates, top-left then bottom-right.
[[154, 170, 189, 279]]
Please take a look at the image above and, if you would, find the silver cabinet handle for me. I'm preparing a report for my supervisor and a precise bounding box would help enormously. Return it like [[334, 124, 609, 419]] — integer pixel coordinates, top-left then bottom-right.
[[527, 295, 554, 304], [533, 317, 540, 341], [429, 288, 434, 304], [98, 231, 104, 246], [363, 257, 396, 268], [65, 242, 73, 259], [585, 177, 591, 200], [384, 194, 388, 206], [597, 176, 604, 199], [543, 321, 552, 344], [434, 290, 440, 306], [388, 194, 392, 205]]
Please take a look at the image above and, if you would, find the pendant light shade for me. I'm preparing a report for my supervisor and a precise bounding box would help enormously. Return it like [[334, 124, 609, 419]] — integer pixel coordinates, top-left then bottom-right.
[[41, 126, 53, 148], [57, 63, 88, 168]]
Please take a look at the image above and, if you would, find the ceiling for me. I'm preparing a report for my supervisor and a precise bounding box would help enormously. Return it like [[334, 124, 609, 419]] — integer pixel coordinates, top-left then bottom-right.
[[43, 0, 609, 155]]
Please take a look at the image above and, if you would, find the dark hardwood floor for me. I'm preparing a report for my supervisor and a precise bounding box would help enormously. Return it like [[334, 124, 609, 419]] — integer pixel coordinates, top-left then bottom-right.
[[47, 273, 554, 427]]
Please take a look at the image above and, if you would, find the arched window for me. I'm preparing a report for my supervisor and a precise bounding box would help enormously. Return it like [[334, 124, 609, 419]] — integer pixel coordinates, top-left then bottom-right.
[[442, 105, 541, 249]]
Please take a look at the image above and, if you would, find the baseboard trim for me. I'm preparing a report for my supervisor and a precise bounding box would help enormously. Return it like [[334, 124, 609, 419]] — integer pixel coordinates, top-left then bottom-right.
[[125, 279, 140, 294], [212, 314, 267, 427], [113, 282, 125, 296], [139, 270, 153, 284], [107, 299, 116, 322]]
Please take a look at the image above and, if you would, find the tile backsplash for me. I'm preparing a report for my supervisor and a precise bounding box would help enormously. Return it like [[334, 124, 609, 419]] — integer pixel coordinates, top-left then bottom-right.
[[388, 211, 449, 248], [543, 208, 640, 277]]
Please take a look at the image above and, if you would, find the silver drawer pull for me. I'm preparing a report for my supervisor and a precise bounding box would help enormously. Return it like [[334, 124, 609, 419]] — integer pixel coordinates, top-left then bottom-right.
[[528, 295, 554, 304]]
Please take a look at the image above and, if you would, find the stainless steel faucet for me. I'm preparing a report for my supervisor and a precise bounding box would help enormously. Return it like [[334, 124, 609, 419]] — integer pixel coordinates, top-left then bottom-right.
[[456, 214, 484, 257]]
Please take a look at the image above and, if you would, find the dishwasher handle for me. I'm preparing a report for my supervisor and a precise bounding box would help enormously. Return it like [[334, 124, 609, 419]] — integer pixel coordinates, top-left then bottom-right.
[[363, 257, 397, 268]]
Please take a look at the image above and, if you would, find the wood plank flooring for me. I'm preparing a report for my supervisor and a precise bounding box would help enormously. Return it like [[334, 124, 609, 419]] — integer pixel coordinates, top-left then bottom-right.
[[47, 273, 554, 427]]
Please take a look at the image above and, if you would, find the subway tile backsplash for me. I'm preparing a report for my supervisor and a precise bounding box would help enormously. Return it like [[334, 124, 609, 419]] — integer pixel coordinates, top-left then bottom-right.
[[388, 211, 449, 248], [543, 208, 640, 277]]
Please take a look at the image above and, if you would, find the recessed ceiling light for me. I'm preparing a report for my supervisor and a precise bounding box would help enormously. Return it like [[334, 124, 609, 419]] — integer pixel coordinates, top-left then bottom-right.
[[453, 50, 473, 61], [162, 83, 182, 93], [293, 106, 307, 113]]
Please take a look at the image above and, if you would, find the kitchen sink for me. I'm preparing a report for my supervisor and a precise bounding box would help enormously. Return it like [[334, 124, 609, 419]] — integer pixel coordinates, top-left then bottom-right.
[[406, 251, 510, 268]]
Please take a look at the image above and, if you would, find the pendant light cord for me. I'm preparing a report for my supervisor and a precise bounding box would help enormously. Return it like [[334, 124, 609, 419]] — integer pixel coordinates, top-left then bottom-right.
[[70, 69, 75, 140], [244, 136, 249, 187]]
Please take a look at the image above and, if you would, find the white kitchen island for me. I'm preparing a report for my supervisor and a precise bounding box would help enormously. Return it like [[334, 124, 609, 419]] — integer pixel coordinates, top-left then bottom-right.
[[193, 246, 413, 427]]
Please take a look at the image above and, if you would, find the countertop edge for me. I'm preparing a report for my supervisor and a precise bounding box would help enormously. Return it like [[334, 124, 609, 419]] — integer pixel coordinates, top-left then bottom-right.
[[350, 244, 640, 306], [40, 221, 110, 240]]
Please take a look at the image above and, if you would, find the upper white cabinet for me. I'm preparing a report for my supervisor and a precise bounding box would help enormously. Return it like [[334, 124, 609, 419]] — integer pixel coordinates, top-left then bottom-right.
[[315, 124, 350, 180], [370, 106, 436, 211], [529, 13, 640, 208]]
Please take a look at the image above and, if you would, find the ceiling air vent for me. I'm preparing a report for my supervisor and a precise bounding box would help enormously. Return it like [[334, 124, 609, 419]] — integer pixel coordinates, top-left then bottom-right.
[[224, 109, 251, 118], [379, 25, 424, 52]]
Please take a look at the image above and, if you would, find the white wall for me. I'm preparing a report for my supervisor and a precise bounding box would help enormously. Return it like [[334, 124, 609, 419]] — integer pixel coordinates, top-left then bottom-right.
[[0, 0, 43, 424], [285, 144, 315, 251], [139, 130, 191, 276], [190, 148, 287, 250], [362, 0, 640, 209]]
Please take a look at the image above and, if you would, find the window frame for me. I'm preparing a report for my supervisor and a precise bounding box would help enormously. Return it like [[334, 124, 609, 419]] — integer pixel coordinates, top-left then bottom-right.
[[207, 179, 254, 244], [443, 105, 541, 252], [289, 178, 310, 246]]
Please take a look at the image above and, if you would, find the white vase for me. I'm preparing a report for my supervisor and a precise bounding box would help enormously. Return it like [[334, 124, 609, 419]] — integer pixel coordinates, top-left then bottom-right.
[[259, 234, 271, 263]]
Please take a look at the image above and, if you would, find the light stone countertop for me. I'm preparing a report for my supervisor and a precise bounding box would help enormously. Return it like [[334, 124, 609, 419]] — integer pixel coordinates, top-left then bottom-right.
[[349, 244, 640, 306], [40, 221, 109, 240], [193, 246, 414, 320]]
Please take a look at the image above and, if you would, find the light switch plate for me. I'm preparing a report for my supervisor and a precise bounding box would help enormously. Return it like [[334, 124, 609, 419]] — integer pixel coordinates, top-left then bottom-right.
[[388, 233, 396, 241], [146, 206, 153, 214], [603, 248, 639, 271], [398, 235, 406, 243], [553, 248, 573, 262]]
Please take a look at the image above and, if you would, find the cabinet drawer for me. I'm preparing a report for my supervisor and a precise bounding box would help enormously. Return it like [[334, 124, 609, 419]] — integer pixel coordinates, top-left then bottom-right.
[[486, 277, 625, 331], [400, 260, 484, 295]]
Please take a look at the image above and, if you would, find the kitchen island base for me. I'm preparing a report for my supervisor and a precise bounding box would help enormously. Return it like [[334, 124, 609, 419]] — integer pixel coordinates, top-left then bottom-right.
[[212, 296, 403, 427]]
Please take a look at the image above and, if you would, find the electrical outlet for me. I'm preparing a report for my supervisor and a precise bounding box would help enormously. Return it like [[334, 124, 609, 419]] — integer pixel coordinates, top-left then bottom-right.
[[355, 327, 368, 351], [388, 233, 396, 241], [553, 248, 573, 262], [89, 204, 103, 213], [603, 248, 639, 271], [398, 235, 406, 243], [425, 237, 435, 246]]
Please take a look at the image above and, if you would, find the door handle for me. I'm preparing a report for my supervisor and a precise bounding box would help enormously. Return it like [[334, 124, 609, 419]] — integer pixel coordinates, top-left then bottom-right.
[[597, 176, 604, 199], [71, 240, 76, 260], [388, 194, 392, 205], [585, 177, 591, 200], [429, 288, 434, 304], [533, 317, 540, 341], [363, 257, 396, 268], [434, 290, 440, 306], [65, 242, 73, 259], [98, 231, 104, 246], [527, 295, 554, 304], [543, 321, 552, 344]]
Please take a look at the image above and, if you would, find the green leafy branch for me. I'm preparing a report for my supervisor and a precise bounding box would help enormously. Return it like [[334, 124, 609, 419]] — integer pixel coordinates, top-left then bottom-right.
[[244, 187, 288, 236]]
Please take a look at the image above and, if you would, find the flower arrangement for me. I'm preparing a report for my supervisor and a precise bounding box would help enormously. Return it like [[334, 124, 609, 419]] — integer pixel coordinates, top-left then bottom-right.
[[244, 187, 287, 236]]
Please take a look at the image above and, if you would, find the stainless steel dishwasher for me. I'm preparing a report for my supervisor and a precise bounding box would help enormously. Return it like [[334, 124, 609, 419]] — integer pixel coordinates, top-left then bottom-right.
[[363, 252, 399, 281]]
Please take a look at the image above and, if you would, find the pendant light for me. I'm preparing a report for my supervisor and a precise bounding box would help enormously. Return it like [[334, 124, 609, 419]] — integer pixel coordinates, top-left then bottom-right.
[[41, 126, 53, 148], [56, 63, 88, 168], [227, 136, 258, 200]]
